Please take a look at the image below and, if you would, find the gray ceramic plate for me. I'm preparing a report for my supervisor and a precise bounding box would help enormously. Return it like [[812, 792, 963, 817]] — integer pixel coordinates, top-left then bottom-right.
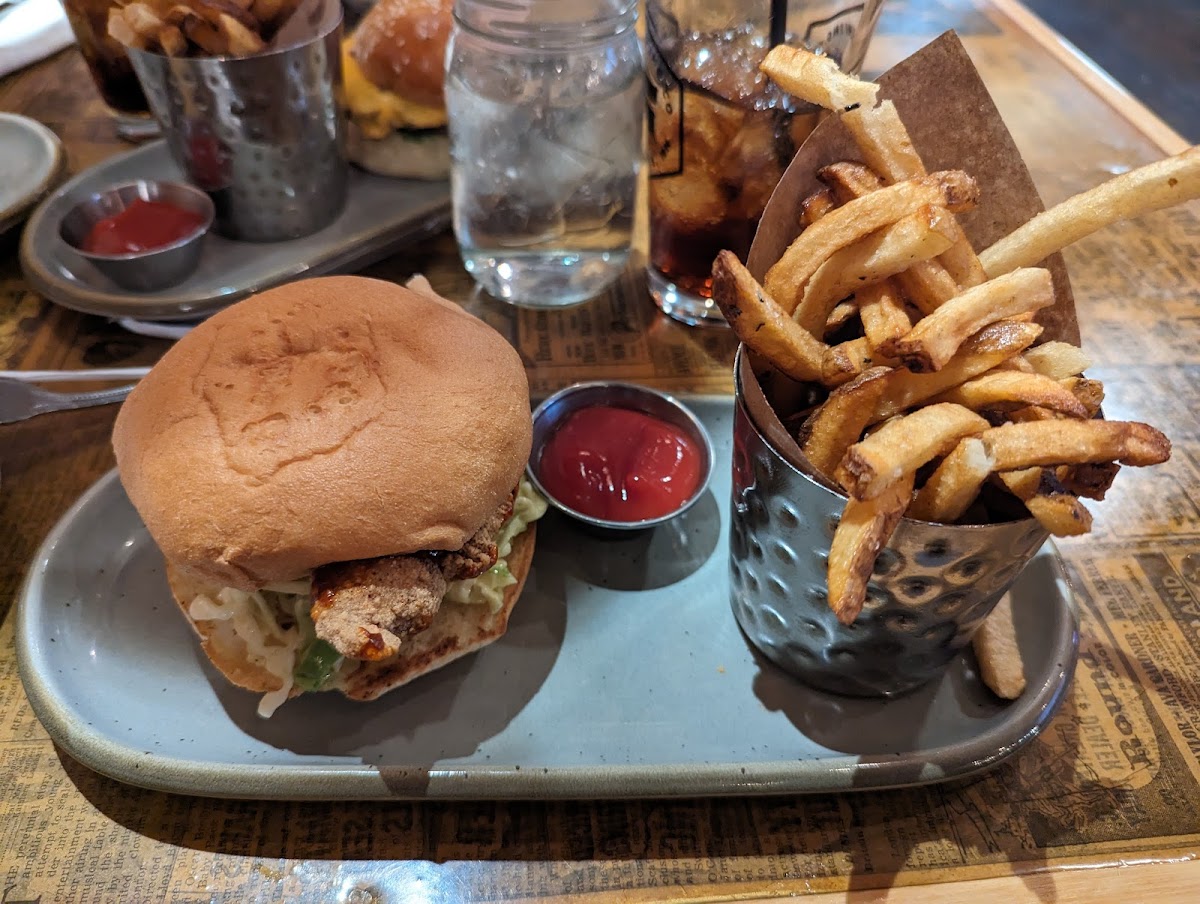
[[19, 141, 450, 321], [0, 113, 65, 237], [16, 398, 1078, 800]]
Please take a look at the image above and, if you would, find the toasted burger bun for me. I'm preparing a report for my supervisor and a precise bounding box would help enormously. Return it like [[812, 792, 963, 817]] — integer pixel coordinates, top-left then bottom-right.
[[165, 525, 537, 701], [112, 275, 532, 591], [350, 0, 453, 111]]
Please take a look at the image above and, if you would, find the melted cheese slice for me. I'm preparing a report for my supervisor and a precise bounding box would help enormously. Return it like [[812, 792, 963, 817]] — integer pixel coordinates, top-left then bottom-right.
[[341, 41, 447, 139]]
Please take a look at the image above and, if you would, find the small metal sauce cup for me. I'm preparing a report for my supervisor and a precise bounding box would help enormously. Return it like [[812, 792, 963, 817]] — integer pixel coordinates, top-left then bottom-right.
[[527, 381, 715, 532], [58, 179, 213, 292], [730, 349, 1049, 697]]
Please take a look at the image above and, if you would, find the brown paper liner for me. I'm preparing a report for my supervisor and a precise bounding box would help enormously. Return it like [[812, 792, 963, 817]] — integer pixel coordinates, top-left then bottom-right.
[[742, 31, 1081, 475]]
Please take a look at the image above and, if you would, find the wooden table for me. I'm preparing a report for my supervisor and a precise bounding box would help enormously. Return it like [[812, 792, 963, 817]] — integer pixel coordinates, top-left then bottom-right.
[[2, 1, 1199, 900]]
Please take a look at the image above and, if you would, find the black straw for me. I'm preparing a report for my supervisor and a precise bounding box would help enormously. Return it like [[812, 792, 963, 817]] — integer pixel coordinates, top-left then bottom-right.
[[769, 0, 788, 48]]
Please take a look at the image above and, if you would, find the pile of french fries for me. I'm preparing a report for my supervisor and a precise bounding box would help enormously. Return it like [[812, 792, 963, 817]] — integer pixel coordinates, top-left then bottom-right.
[[107, 0, 300, 58], [714, 45, 1197, 631]]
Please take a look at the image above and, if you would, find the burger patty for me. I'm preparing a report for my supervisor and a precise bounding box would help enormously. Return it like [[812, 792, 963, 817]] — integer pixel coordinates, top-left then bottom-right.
[[310, 490, 516, 661]]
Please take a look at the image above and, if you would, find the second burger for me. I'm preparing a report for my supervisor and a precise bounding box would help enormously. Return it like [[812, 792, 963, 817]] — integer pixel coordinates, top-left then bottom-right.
[[342, 0, 453, 179]]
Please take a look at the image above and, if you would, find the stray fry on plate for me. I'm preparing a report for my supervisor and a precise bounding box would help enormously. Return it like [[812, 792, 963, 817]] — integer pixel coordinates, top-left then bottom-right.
[[973, 593, 1026, 699]]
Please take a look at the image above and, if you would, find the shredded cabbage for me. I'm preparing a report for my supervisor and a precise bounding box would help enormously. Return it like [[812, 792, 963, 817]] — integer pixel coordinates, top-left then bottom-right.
[[446, 479, 548, 610], [185, 479, 548, 713]]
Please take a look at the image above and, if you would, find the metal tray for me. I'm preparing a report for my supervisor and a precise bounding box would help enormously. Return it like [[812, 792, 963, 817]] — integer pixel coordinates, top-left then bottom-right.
[[19, 141, 450, 321], [16, 397, 1078, 800]]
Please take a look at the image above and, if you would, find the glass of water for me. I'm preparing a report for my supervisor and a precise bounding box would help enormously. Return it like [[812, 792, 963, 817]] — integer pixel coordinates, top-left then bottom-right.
[[445, 0, 644, 308]]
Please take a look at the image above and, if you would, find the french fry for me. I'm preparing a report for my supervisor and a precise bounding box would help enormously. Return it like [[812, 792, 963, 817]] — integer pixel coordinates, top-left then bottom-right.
[[996, 355, 1036, 373], [996, 468, 1093, 536], [216, 12, 265, 55], [973, 594, 1027, 700], [794, 205, 957, 336], [858, 281, 912, 354], [180, 14, 228, 55], [841, 101, 925, 183], [711, 251, 827, 384], [818, 160, 884, 202], [122, 2, 167, 35], [822, 336, 894, 386], [157, 23, 189, 56], [936, 224, 988, 289], [764, 171, 980, 313], [800, 189, 836, 227], [818, 160, 977, 311], [929, 370, 1089, 419], [1058, 461, 1121, 500], [872, 320, 1044, 420], [107, 9, 149, 49], [836, 403, 990, 500], [839, 103, 986, 289], [888, 268, 1055, 373], [827, 471, 916, 625], [826, 300, 859, 332], [1022, 341, 1092, 380], [982, 146, 1200, 276], [908, 436, 994, 523], [799, 367, 892, 478], [1060, 376, 1105, 416], [980, 419, 1171, 471], [760, 45, 880, 111]]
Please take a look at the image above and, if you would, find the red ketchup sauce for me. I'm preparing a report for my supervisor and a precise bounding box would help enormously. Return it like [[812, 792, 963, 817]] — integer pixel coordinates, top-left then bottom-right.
[[538, 405, 703, 522], [82, 198, 206, 255]]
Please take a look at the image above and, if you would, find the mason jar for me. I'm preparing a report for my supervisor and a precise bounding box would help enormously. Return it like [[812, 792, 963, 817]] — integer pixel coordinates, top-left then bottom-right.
[[446, 0, 644, 308]]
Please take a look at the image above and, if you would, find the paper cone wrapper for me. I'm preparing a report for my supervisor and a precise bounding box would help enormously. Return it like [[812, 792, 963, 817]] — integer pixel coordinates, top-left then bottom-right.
[[741, 31, 1081, 478]]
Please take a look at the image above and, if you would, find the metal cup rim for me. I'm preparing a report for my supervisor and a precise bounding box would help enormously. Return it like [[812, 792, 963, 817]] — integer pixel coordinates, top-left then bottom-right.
[[59, 179, 214, 262], [526, 380, 716, 531]]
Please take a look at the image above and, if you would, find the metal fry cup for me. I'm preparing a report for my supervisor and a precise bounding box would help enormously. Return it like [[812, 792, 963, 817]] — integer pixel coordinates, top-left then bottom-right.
[[128, 0, 348, 242], [730, 349, 1050, 697]]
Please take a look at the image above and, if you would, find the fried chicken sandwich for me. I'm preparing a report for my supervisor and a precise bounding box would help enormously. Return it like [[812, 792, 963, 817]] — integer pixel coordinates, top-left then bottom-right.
[[112, 275, 545, 716]]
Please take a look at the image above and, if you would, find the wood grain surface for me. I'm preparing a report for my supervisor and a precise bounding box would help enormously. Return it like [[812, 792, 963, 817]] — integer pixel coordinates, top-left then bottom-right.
[[2, 1, 1199, 901]]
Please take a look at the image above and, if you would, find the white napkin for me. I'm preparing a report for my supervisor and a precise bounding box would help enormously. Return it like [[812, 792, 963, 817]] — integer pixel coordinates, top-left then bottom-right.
[[0, 0, 76, 79]]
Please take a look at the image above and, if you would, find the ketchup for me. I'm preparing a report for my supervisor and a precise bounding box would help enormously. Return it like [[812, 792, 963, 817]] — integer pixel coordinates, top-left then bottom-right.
[[82, 198, 206, 255], [538, 406, 703, 522]]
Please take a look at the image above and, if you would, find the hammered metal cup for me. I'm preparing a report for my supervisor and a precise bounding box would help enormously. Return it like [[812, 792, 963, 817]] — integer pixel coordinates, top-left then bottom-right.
[[128, 5, 348, 242], [730, 353, 1050, 697]]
